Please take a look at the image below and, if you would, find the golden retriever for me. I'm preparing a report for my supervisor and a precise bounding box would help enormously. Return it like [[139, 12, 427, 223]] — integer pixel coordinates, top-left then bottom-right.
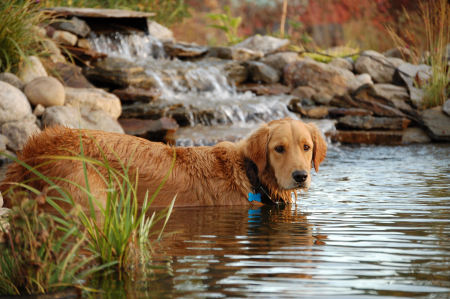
[[0, 118, 326, 209]]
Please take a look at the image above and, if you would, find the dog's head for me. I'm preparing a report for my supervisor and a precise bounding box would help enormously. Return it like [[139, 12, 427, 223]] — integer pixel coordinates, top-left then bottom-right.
[[242, 118, 327, 193]]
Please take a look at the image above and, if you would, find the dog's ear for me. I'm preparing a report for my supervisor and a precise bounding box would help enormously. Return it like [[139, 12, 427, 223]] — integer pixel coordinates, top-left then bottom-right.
[[307, 123, 327, 172], [243, 125, 270, 173]]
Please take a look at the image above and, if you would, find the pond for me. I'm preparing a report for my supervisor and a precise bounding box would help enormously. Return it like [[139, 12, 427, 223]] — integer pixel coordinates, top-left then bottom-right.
[[92, 143, 450, 298]]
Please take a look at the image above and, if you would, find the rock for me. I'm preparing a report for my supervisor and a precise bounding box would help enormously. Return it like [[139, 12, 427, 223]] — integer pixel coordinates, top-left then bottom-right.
[[0, 72, 24, 90], [0, 81, 33, 124], [33, 104, 45, 117], [148, 20, 174, 42], [328, 107, 373, 118], [302, 106, 330, 119], [261, 52, 299, 73], [52, 30, 78, 46], [233, 35, 289, 55], [0, 134, 8, 152], [17, 56, 48, 83], [355, 73, 373, 87], [352, 85, 406, 117], [443, 99, 450, 116], [164, 42, 208, 58], [119, 117, 178, 143], [41, 39, 66, 63], [402, 127, 431, 144], [51, 17, 90, 37], [42, 106, 124, 134], [84, 57, 155, 88], [245, 61, 280, 84], [208, 47, 263, 61], [221, 61, 248, 85], [113, 86, 161, 102], [396, 63, 432, 108], [383, 47, 413, 61], [420, 106, 450, 141], [77, 38, 91, 49], [2, 116, 41, 151], [24, 76, 65, 107], [336, 115, 411, 130], [329, 57, 353, 71], [355, 50, 401, 83], [328, 130, 404, 145], [371, 83, 417, 118], [64, 87, 122, 119], [291, 86, 316, 102], [237, 83, 291, 96], [45, 62, 94, 88], [284, 58, 359, 105]]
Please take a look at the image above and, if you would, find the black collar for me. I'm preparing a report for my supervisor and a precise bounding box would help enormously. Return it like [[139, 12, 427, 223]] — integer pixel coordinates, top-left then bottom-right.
[[244, 157, 279, 205]]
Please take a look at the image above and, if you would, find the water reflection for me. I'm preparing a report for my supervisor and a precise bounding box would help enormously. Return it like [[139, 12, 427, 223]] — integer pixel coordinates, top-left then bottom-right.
[[89, 144, 450, 298]]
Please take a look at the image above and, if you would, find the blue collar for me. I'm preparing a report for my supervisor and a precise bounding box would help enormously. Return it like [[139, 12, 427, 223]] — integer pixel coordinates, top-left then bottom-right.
[[248, 192, 262, 203]]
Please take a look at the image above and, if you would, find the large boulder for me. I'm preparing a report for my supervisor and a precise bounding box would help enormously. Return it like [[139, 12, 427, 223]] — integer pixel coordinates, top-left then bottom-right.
[[284, 58, 362, 105], [0, 81, 33, 124], [64, 87, 122, 119], [233, 35, 289, 55], [24, 76, 65, 107], [420, 106, 450, 141], [355, 50, 404, 83], [1, 115, 41, 151], [17, 56, 48, 83], [42, 105, 124, 134]]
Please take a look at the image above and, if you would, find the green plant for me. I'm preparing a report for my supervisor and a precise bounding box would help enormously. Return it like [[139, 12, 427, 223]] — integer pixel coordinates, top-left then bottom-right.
[[0, 1, 50, 72], [0, 198, 105, 295], [207, 6, 243, 46], [0, 132, 176, 294]]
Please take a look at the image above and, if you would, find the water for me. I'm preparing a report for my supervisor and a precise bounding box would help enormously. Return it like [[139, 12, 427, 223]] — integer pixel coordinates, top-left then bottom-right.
[[85, 33, 450, 297], [90, 144, 450, 298]]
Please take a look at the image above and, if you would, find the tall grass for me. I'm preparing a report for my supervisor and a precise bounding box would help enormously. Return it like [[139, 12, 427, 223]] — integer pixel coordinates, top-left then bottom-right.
[[0, 132, 175, 295], [387, 0, 449, 108], [0, 1, 50, 73]]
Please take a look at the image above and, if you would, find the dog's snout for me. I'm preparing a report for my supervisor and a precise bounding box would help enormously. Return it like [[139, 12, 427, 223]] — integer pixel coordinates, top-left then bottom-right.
[[292, 170, 308, 183]]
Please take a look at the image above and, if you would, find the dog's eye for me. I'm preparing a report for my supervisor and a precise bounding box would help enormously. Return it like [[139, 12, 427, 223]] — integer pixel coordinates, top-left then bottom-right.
[[304, 144, 311, 151], [275, 145, 285, 153]]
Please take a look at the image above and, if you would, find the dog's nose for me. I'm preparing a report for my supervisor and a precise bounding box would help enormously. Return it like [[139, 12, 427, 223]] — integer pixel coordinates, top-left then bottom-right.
[[292, 170, 308, 183]]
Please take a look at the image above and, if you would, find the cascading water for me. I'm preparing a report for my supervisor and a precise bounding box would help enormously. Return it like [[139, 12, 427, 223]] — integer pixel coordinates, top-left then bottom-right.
[[88, 32, 299, 145]]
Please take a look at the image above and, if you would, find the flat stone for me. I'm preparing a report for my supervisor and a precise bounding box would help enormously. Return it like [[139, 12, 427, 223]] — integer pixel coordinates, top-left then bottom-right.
[[208, 47, 263, 61], [164, 42, 208, 58], [237, 83, 291, 96], [45, 61, 94, 88], [113, 86, 161, 102], [336, 115, 411, 130], [233, 35, 289, 55], [302, 106, 330, 119], [352, 84, 406, 117], [328, 107, 373, 118], [328, 130, 404, 145], [119, 117, 178, 144], [45, 7, 155, 18], [420, 106, 450, 141]]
